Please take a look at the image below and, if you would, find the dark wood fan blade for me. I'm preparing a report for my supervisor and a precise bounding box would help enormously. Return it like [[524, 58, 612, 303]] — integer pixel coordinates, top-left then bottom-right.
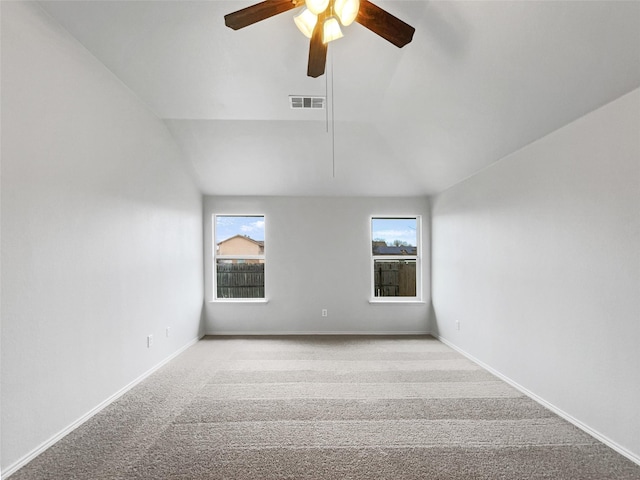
[[355, 0, 415, 48], [224, 0, 300, 30], [307, 15, 328, 78]]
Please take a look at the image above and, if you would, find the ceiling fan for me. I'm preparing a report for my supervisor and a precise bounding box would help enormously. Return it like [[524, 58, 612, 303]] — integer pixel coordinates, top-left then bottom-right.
[[224, 0, 415, 77]]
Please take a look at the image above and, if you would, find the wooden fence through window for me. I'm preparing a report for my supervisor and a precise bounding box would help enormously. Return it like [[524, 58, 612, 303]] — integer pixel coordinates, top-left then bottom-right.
[[216, 263, 264, 298], [374, 260, 416, 297]]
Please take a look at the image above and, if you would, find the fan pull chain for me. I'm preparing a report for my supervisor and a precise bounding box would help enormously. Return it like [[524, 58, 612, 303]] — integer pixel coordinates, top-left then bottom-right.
[[324, 49, 336, 178], [331, 52, 336, 178]]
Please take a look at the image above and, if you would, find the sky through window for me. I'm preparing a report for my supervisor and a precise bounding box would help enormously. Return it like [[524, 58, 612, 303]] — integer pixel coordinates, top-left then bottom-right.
[[215, 215, 265, 243], [371, 218, 417, 247]]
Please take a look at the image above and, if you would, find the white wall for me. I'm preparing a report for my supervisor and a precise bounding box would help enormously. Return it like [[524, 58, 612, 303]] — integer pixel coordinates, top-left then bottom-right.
[[1, 2, 204, 473], [431, 89, 640, 461], [204, 196, 430, 334]]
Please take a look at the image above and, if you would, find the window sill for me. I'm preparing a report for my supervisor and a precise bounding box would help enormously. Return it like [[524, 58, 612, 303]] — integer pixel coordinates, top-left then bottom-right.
[[369, 299, 425, 305], [209, 299, 269, 304]]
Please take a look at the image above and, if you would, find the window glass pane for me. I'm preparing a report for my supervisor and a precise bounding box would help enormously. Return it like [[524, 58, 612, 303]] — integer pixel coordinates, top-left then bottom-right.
[[215, 215, 265, 256], [215, 215, 265, 299], [373, 259, 416, 297], [216, 259, 264, 299], [372, 218, 417, 255]]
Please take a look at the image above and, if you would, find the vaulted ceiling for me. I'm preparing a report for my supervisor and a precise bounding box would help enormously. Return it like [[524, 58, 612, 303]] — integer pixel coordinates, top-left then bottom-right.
[[38, 0, 640, 197]]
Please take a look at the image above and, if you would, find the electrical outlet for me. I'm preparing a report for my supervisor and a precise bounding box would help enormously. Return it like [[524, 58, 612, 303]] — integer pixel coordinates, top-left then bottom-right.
[[166, 327, 171, 338], [322, 309, 328, 317], [147, 334, 154, 348], [455, 321, 460, 331]]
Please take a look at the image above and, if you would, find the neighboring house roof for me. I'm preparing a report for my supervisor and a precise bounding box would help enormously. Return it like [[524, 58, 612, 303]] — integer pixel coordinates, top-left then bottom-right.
[[218, 234, 264, 247], [373, 245, 417, 255]]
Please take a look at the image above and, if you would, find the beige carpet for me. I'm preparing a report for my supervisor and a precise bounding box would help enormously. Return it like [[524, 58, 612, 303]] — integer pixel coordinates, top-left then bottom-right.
[[11, 336, 640, 479]]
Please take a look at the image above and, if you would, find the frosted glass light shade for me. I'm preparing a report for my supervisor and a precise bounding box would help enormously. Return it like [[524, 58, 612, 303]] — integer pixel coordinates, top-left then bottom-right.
[[323, 16, 343, 43], [334, 0, 359, 26], [294, 8, 317, 38], [305, 0, 329, 15]]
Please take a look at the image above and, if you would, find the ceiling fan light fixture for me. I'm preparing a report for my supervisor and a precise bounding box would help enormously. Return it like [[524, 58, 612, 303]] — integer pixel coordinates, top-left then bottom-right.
[[323, 16, 343, 43], [294, 8, 317, 38], [224, 0, 415, 78], [334, 0, 359, 26], [305, 0, 330, 15]]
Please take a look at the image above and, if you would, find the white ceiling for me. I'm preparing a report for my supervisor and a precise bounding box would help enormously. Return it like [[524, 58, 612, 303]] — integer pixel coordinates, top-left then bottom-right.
[[38, 0, 640, 197]]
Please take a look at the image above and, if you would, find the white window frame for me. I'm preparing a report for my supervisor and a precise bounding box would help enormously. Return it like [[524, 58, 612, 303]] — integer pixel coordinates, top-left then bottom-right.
[[370, 215, 422, 303], [213, 214, 266, 302]]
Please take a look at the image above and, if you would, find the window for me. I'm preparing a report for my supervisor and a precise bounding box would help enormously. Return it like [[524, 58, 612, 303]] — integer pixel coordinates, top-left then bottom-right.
[[371, 217, 420, 300], [214, 215, 265, 300]]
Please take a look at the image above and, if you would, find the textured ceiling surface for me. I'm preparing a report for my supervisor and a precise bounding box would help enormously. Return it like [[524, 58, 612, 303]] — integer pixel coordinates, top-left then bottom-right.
[[38, 0, 640, 196]]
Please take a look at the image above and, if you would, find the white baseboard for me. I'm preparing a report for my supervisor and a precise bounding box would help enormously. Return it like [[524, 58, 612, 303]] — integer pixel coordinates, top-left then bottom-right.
[[204, 330, 430, 336], [435, 334, 640, 468], [2, 335, 203, 479]]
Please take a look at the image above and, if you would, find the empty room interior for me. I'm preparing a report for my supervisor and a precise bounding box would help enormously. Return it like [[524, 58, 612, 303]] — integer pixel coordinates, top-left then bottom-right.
[[1, 0, 639, 478]]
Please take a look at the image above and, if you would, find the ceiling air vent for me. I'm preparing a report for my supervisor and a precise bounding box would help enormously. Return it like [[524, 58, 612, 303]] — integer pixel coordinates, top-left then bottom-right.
[[289, 96, 325, 110]]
